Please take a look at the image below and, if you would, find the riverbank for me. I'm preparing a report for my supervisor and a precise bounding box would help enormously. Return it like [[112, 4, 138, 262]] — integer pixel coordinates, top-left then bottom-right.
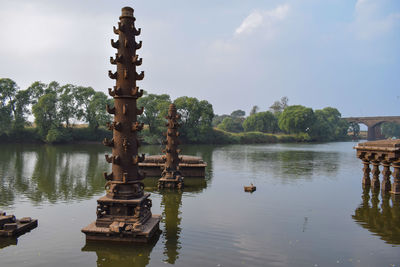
[[0, 127, 352, 145]]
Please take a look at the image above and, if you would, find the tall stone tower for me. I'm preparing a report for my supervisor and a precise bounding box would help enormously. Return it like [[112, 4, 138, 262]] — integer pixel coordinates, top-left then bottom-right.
[[158, 104, 184, 189], [82, 7, 161, 243]]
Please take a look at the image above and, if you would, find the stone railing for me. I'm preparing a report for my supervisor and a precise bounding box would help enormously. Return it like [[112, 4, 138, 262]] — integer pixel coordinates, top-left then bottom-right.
[[355, 140, 400, 194]]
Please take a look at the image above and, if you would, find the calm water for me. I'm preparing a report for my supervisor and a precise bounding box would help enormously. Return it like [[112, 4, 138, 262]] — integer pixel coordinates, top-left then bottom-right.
[[0, 142, 399, 267]]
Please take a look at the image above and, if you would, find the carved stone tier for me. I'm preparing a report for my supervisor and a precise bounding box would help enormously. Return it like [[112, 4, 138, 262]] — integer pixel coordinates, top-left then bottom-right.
[[95, 194, 152, 228], [82, 216, 161, 243], [0, 212, 37, 237], [82, 6, 160, 243], [139, 155, 207, 177], [355, 140, 400, 194]]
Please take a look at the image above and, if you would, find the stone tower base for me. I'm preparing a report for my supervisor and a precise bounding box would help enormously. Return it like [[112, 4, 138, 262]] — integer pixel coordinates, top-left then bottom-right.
[[82, 215, 161, 243]]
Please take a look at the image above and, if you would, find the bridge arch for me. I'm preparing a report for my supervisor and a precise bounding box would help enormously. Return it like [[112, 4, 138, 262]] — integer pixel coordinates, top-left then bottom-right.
[[343, 116, 400, 141]]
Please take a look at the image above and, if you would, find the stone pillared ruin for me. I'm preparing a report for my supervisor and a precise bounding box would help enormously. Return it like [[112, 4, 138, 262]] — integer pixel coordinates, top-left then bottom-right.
[[158, 104, 184, 189], [0, 211, 37, 237], [82, 7, 161, 243], [355, 139, 400, 195]]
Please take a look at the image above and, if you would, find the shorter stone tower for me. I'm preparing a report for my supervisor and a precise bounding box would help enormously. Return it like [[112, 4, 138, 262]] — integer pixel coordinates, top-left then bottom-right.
[[158, 104, 184, 189]]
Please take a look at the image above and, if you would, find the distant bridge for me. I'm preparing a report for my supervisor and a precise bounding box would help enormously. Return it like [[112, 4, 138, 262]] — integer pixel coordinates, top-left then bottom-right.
[[343, 116, 400, 141]]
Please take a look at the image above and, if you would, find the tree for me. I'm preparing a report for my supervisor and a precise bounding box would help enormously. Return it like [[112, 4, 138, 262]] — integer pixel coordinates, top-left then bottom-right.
[[269, 96, 289, 115], [26, 81, 47, 105], [243, 111, 278, 133], [278, 105, 315, 134], [137, 93, 171, 135], [174, 96, 214, 143], [13, 88, 32, 130], [382, 122, 400, 138], [230, 109, 245, 118], [348, 122, 360, 139], [74, 86, 96, 124], [217, 117, 244, 133], [58, 84, 77, 128], [249, 105, 259, 116], [0, 78, 18, 133], [32, 92, 59, 138], [87, 92, 112, 130], [309, 107, 348, 141], [212, 114, 229, 127]]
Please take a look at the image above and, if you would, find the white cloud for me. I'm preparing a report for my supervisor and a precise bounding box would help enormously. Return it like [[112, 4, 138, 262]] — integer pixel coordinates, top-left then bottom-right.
[[234, 4, 290, 37], [353, 0, 400, 39]]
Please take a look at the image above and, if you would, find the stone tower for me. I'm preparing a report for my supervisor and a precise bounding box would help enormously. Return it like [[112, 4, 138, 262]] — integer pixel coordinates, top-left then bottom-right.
[[158, 104, 184, 189], [82, 7, 161, 243]]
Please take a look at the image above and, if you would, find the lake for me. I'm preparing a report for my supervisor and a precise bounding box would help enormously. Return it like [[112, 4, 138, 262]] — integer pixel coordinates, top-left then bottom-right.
[[0, 142, 399, 267]]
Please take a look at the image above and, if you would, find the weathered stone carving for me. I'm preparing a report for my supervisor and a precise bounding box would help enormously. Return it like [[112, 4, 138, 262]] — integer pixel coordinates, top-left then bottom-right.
[[82, 7, 161, 243], [355, 140, 400, 194], [158, 104, 184, 189], [0, 211, 37, 237]]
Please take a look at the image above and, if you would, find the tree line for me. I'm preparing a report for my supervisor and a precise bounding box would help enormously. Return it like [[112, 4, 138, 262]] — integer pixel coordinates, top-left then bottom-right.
[[2, 78, 398, 144], [0, 78, 214, 144], [214, 97, 399, 141]]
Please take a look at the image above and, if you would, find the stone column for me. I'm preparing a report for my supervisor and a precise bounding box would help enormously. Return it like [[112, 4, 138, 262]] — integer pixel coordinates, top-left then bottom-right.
[[391, 162, 400, 195], [381, 161, 392, 192], [367, 126, 376, 141], [362, 160, 371, 186], [158, 104, 184, 189], [371, 161, 380, 189]]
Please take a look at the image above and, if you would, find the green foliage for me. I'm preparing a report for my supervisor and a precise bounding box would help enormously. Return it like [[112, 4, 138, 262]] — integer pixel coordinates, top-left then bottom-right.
[[348, 122, 360, 139], [46, 127, 73, 144], [13, 88, 31, 130], [137, 93, 171, 141], [230, 109, 245, 117], [309, 107, 348, 141], [58, 84, 77, 128], [278, 105, 315, 134], [212, 114, 229, 127], [249, 105, 259, 116], [87, 92, 112, 129], [174, 96, 214, 143], [212, 128, 304, 144], [32, 92, 59, 138], [0, 78, 18, 133], [243, 111, 278, 133], [382, 122, 400, 138], [70, 127, 111, 142], [269, 96, 288, 115], [217, 117, 244, 133]]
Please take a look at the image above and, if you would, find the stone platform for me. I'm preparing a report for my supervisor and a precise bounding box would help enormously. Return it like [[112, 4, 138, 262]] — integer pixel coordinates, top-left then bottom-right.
[[0, 212, 38, 237], [82, 215, 161, 243], [139, 155, 206, 177]]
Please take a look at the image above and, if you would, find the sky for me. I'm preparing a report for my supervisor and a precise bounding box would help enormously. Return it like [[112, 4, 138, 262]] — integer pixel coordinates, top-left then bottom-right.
[[0, 0, 399, 117]]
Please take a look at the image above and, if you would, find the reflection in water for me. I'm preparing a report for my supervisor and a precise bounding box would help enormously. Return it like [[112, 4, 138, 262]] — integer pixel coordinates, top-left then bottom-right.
[[353, 186, 400, 245], [160, 190, 182, 264], [0, 238, 17, 250], [82, 238, 159, 267], [218, 145, 340, 181], [0, 144, 109, 206]]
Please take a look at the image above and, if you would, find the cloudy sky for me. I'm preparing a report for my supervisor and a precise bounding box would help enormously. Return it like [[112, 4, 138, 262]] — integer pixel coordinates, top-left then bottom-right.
[[0, 0, 399, 116]]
